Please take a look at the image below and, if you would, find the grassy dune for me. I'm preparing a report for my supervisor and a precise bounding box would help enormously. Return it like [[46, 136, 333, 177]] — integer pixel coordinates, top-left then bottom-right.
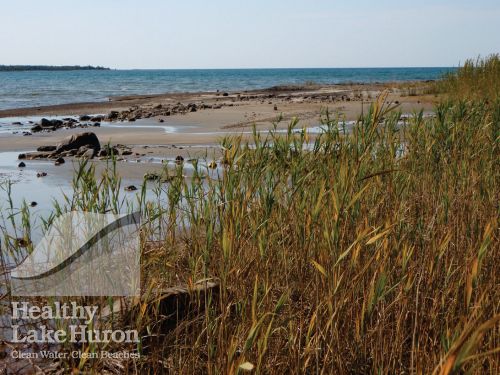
[[1, 56, 499, 374]]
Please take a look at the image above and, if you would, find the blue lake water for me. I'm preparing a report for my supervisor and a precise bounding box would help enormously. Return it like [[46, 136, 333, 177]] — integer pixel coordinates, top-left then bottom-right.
[[0, 67, 455, 110]]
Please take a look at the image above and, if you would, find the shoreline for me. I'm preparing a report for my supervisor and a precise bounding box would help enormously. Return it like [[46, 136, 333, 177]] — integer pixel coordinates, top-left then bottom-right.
[[0, 81, 435, 118]]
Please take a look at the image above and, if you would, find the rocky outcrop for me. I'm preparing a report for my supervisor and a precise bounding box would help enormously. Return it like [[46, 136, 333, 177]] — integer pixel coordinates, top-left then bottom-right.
[[55, 132, 100, 154]]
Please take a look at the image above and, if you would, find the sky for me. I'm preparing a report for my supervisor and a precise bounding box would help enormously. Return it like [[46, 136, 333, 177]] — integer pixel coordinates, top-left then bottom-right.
[[1, 0, 499, 69]]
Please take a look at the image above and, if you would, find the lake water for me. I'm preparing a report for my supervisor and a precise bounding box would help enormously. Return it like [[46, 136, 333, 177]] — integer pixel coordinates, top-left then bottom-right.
[[0, 67, 455, 110]]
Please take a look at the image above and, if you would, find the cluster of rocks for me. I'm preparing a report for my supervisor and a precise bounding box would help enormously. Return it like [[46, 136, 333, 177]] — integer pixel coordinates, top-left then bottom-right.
[[17, 132, 131, 165], [105, 102, 228, 122], [29, 116, 102, 133]]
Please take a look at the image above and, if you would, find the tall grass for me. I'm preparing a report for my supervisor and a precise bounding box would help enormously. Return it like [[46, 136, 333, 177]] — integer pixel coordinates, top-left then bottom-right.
[[1, 57, 499, 373], [438, 54, 500, 101], [139, 93, 497, 374]]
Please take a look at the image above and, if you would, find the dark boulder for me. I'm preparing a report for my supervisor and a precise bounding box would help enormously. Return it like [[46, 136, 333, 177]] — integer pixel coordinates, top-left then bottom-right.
[[79, 115, 91, 121], [56, 132, 100, 154], [18, 162, 26, 168], [40, 118, 52, 127], [31, 125, 43, 133], [54, 157, 65, 166]]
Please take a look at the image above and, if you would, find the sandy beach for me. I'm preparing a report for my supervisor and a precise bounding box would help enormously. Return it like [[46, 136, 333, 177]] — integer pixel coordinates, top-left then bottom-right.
[[0, 82, 436, 155]]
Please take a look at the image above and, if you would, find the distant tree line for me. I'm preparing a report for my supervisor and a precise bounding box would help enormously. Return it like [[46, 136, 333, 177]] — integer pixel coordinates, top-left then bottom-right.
[[0, 65, 110, 71]]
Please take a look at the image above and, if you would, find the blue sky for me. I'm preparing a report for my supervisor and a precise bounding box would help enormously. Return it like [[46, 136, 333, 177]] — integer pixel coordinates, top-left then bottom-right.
[[1, 0, 499, 68]]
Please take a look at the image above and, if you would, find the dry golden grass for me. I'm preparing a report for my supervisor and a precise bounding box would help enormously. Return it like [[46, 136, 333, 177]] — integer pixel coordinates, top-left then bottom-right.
[[1, 57, 498, 374]]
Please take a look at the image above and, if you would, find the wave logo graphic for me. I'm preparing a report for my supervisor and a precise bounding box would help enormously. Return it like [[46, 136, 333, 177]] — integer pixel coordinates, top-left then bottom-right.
[[10, 211, 140, 296]]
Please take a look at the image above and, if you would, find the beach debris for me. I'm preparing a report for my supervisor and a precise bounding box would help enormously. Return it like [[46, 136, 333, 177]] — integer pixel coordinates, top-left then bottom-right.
[[30, 201, 37, 207], [18, 161, 26, 168], [36, 172, 47, 178], [125, 185, 138, 192], [54, 157, 65, 166]]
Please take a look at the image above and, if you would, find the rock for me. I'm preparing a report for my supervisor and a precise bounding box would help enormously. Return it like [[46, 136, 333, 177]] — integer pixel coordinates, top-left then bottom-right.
[[31, 125, 43, 133], [18, 162, 26, 168], [12, 121, 22, 125], [125, 185, 138, 192], [107, 111, 119, 120], [36, 145, 57, 152], [90, 116, 104, 122], [22, 151, 53, 160], [60, 149, 77, 157], [40, 118, 52, 127], [159, 118, 164, 123], [93, 122, 101, 127], [56, 132, 100, 154], [144, 172, 161, 181], [77, 146, 96, 159], [81, 149, 95, 159], [30, 201, 37, 207], [208, 161, 217, 169], [98, 146, 118, 158], [175, 155, 184, 164], [51, 119, 63, 127], [79, 115, 91, 121], [274, 105, 278, 111], [222, 92, 229, 96], [18, 153, 26, 160], [36, 172, 47, 178], [55, 157, 65, 166], [120, 150, 133, 156]]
